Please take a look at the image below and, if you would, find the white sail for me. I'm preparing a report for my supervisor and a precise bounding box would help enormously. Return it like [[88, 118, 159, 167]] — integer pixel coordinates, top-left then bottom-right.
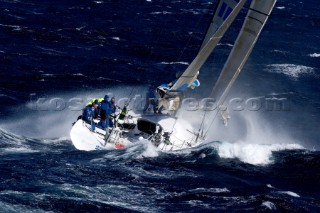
[[200, 0, 242, 50], [210, 0, 277, 107], [170, 0, 247, 92]]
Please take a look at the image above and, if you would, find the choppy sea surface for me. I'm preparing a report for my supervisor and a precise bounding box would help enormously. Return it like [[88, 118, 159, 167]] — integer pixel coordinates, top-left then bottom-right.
[[0, 0, 319, 212]]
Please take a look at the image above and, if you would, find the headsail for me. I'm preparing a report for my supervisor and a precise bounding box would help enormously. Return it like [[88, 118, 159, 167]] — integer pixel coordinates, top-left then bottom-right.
[[210, 0, 277, 107], [168, 0, 247, 92]]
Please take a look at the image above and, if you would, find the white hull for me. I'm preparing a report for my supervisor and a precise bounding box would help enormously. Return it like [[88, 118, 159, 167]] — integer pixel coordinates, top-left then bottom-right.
[[70, 120, 131, 151], [70, 113, 202, 152]]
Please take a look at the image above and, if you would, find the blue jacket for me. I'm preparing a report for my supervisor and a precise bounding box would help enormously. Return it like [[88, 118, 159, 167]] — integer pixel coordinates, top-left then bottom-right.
[[146, 90, 156, 99], [82, 105, 94, 121], [100, 95, 112, 115]]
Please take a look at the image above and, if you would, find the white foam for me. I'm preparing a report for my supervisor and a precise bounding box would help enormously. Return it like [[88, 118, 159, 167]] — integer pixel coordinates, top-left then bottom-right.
[[112, 37, 120, 41], [170, 139, 303, 165], [150, 11, 173, 15], [125, 140, 159, 159], [276, 6, 285, 10], [217, 43, 233, 47], [187, 200, 210, 208], [262, 201, 276, 210], [0, 200, 45, 213], [309, 53, 320, 58], [279, 191, 300, 198], [2, 147, 38, 154], [76, 26, 86, 31], [42, 137, 70, 144], [265, 64, 314, 79], [73, 73, 85, 76], [216, 142, 304, 165], [160, 61, 189, 65], [272, 49, 289, 54], [0, 23, 24, 29], [267, 184, 274, 188], [189, 187, 230, 193], [180, 9, 200, 15]]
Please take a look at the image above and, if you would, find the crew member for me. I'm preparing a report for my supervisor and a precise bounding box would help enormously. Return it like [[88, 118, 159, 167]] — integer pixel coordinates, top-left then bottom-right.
[[100, 95, 111, 120], [82, 104, 94, 123], [143, 86, 157, 114]]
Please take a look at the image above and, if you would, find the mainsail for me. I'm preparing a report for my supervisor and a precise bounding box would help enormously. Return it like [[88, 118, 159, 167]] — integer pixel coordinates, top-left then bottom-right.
[[169, 0, 247, 92], [210, 0, 277, 107], [200, 0, 242, 50]]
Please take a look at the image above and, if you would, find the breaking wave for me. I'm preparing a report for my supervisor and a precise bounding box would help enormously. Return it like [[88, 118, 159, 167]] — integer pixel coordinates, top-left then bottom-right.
[[214, 142, 304, 165], [173, 141, 304, 165]]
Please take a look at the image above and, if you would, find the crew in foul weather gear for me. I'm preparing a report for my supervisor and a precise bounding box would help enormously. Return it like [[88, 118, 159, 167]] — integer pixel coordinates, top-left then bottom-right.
[[100, 95, 112, 120], [82, 105, 94, 123], [92, 99, 99, 119], [143, 86, 158, 114]]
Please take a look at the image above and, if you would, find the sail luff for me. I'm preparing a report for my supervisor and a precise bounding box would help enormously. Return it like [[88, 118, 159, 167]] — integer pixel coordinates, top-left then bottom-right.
[[210, 0, 277, 108], [171, 0, 247, 91]]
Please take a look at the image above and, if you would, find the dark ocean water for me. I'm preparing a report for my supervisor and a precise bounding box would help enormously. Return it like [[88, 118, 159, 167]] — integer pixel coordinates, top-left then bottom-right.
[[0, 0, 319, 212]]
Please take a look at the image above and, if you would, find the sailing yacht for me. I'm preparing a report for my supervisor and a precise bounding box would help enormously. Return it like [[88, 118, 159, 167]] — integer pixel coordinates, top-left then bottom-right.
[[70, 0, 277, 151]]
